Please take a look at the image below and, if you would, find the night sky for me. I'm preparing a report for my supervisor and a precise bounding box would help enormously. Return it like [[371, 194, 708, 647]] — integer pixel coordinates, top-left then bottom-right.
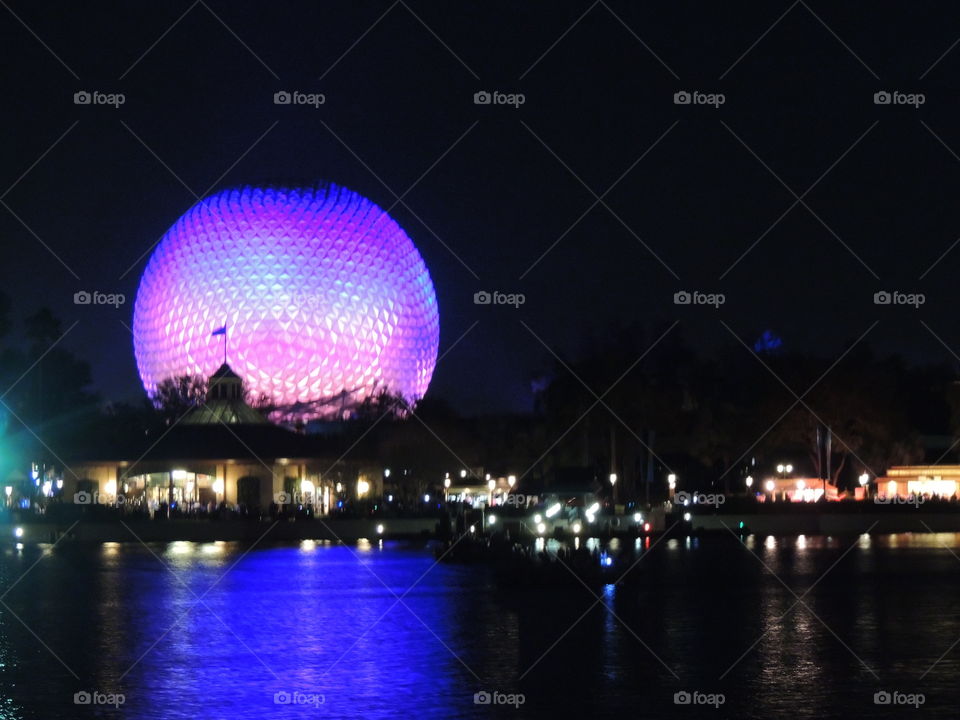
[[3, 1, 960, 414]]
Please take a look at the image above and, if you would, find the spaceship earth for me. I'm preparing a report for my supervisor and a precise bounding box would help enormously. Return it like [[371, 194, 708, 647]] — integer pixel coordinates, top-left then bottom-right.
[[133, 183, 440, 418]]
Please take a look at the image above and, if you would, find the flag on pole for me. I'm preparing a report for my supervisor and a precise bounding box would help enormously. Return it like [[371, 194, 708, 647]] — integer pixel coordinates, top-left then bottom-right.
[[211, 325, 226, 336]]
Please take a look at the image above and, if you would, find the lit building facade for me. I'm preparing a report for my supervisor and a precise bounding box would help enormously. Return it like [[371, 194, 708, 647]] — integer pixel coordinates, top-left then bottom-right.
[[64, 364, 366, 512]]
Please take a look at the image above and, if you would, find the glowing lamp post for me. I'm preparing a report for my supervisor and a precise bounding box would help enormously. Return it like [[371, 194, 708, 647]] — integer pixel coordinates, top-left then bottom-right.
[[765, 479, 776, 502], [859, 473, 870, 499], [667, 473, 677, 500], [745, 475, 754, 493]]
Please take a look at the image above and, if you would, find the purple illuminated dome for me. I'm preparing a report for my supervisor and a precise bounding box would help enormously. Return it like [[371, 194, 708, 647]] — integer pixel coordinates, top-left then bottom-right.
[[133, 183, 439, 419]]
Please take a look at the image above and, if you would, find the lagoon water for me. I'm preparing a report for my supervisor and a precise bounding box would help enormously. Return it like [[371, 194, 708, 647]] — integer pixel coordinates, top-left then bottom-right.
[[0, 533, 957, 718]]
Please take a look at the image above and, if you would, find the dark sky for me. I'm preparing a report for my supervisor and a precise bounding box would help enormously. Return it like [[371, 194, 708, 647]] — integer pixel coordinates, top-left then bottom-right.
[[3, 1, 960, 413]]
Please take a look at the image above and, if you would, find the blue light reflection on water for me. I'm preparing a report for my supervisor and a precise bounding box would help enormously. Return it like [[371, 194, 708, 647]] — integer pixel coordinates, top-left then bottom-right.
[[0, 540, 503, 720], [0, 535, 959, 718]]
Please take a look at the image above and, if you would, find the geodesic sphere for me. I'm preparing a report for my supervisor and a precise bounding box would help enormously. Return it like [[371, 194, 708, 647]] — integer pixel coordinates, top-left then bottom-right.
[[133, 183, 439, 417]]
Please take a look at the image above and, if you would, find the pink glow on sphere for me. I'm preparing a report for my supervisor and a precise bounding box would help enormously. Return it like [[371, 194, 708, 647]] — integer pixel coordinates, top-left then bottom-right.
[[133, 184, 440, 418]]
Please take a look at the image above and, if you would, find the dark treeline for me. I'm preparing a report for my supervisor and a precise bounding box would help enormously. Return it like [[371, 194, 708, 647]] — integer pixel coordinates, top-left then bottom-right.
[[0, 297, 955, 502]]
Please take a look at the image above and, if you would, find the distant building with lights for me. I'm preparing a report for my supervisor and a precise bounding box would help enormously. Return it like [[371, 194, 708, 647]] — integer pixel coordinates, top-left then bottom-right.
[[874, 465, 960, 500], [63, 363, 376, 513]]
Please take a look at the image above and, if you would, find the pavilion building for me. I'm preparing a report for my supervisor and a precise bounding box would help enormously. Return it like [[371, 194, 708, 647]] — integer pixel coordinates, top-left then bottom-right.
[[63, 364, 380, 512]]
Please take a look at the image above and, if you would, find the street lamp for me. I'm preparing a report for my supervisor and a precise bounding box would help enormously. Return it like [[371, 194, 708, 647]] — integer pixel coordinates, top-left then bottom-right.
[[765, 479, 776, 501], [507, 475, 516, 488], [745, 475, 754, 488], [609, 473, 617, 485], [859, 473, 869, 499], [460, 469, 467, 479]]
